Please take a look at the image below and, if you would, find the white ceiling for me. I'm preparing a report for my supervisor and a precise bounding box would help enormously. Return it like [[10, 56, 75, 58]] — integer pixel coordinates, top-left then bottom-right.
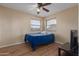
[[0, 3, 76, 17]]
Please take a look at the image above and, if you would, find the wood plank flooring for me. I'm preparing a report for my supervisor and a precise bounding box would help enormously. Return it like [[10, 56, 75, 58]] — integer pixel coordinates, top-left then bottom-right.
[[0, 43, 60, 56]]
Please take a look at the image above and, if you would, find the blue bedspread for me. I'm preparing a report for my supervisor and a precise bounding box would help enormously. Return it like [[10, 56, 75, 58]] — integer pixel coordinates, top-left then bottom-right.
[[24, 33, 55, 50]]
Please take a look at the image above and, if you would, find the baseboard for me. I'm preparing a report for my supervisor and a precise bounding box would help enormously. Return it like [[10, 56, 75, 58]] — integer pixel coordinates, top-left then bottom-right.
[[0, 41, 63, 48], [0, 42, 24, 48], [55, 41, 64, 44]]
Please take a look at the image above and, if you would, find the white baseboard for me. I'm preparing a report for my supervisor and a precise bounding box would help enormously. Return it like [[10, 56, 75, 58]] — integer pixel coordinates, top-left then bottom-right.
[[0, 41, 63, 48], [0, 42, 24, 48], [55, 41, 64, 44]]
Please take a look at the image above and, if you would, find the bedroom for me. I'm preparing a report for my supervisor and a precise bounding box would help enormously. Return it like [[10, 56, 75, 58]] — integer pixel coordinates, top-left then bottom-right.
[[0, 3, 78, 56]]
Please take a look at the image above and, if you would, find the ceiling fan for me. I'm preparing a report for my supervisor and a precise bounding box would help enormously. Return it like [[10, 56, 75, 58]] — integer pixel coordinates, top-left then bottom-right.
[[37, 3, 51, 14]]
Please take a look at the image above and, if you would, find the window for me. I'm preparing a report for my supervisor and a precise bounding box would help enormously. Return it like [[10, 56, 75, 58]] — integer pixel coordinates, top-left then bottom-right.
[[46, 18, 56, 30], [31, 20, 41, 30]]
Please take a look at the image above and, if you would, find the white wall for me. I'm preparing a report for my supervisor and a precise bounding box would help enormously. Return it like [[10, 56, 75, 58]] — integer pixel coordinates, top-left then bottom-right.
[[46, 5, 78, 43], [0, 6, 41, 47]]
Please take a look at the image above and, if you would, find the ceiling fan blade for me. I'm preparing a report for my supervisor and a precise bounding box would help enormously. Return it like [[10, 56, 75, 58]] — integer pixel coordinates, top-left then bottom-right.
[[38, 3, 42, 7], [43, 7, 49, 12], [42, 3, 51, 6]]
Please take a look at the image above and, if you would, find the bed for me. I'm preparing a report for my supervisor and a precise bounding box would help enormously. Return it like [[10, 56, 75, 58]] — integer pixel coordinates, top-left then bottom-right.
[[24, 32, 55, 51]]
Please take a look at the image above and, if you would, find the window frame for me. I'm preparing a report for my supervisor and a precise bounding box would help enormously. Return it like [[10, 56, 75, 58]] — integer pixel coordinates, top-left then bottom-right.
[[46, 18, 56, 31], [31, 19, 41, 31]]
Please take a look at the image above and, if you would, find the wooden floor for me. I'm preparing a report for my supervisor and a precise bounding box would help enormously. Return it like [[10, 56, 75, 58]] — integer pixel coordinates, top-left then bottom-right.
[[0, 43, 60, 56]]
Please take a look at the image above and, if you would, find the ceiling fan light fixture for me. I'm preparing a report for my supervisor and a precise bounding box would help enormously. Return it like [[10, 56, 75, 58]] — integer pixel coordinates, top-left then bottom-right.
[[37, 7, 40, 12], [37, 7, 40, 14]]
